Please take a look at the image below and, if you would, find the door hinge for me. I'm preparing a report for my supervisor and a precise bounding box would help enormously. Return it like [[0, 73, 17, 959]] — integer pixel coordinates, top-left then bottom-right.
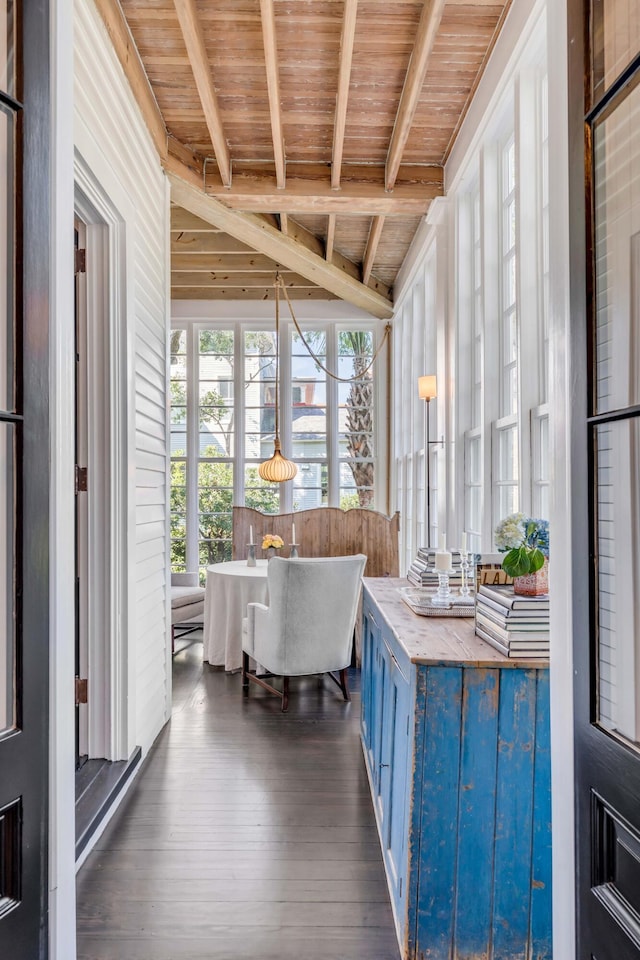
[[75, 677, 88, 705], [75, 248, 86, 274], [75, 465, 88, 493]]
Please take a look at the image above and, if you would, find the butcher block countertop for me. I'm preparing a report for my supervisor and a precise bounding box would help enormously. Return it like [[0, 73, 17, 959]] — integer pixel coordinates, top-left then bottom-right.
[[363, 577, 550, 669]]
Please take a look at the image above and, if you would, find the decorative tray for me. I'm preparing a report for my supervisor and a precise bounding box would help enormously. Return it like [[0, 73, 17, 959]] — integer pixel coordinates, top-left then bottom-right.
[[398, 587, 475, 618]]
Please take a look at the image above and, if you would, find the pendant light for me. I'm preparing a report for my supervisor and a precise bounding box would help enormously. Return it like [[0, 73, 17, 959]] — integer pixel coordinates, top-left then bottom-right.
[[258, 276, 298, 483]]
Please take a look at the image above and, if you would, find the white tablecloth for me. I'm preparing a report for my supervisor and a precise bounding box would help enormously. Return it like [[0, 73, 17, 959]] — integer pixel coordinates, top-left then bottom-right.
[[204, 560, 269, 672]]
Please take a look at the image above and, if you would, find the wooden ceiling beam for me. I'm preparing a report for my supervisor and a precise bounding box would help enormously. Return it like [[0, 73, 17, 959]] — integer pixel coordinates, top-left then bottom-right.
[[362, 216, 385, 285], [168, 169, 394, 318], [171, 271, 318, 288], [92, 0, 167, 160], [172, 253, 293, 272], [203, 171, 443, 215], [259, 0, 286, 190], [172, 287, 339, 302], [385, 0, 447, 191], [173, 0, 232, 187], [331, 0, 358, 190], [325, 214, 336, 264], [280, 213, 289, 235]]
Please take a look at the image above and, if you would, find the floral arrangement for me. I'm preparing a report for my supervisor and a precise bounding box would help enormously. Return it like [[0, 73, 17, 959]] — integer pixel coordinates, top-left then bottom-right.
[[262, 534, 284, 550], [495, 512, 549, 578]]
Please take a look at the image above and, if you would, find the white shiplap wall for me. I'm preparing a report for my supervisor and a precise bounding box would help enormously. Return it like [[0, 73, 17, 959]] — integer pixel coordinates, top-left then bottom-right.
[[75, 0, 170, 756]]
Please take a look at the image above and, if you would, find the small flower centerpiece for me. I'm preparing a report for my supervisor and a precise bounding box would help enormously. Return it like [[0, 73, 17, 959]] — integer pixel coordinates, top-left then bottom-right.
[[495, 513, 550, 596], [262, 533, 284, 559]]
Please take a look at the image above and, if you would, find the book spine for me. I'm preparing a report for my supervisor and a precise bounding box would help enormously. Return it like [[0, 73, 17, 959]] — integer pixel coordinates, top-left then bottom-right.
[[475, 613, 550, 644], [475, 603, 549, 631], [476, 593, 549, 621], [478, 584, 550, 611], [475, 625, 548, 658]]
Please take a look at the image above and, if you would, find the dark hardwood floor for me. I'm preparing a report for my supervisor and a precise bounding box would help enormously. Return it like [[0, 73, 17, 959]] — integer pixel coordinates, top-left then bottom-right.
[[76, 636, 400, 960]]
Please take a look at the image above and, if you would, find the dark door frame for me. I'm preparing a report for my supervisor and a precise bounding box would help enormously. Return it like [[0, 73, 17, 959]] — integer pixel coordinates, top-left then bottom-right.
[[0, 0, 51, 956], [569, 1, 640, 957]]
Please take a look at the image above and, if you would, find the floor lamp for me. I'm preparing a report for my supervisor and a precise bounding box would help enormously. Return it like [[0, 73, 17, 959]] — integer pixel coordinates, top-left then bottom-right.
[[418, 375, 437, 548]]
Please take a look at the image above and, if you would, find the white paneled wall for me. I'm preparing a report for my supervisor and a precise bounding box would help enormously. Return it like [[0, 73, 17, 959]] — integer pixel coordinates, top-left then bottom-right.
[[75, 0, 170, 756]]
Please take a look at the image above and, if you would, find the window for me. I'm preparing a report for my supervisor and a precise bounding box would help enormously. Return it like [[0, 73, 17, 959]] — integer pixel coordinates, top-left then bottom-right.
[[500, 136, 518, 419], [171, 321, 380, 580], [493, 417, 519, 521], [291, 329, 327, 510], [531, 407, 550, 518], [539, 73, 550, 402], [338, 331, 374, 508], [169, 331, 187, 573], [472, 190, 483, 427], [464, 184, 484, 549], [464, 430, 482, 554]]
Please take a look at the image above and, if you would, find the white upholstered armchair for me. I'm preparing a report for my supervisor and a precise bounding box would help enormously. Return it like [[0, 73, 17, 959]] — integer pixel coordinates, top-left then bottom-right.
[[242, 554, 367, 712]]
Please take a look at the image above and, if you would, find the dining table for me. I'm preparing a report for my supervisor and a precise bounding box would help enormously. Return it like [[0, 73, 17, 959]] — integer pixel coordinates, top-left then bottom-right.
[[203, 559, 269, 672]]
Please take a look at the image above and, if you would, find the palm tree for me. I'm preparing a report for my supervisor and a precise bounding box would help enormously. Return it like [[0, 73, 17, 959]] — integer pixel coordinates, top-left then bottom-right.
[[340, 332, 374, 507]]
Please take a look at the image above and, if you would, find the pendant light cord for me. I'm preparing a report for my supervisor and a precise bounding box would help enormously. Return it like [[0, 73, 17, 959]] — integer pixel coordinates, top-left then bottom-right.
[[275, 275, 391, 382], [274, 277, 281, 445]]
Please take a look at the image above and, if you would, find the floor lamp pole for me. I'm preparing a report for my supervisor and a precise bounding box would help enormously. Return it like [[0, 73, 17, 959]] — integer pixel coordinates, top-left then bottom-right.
[[425, 397, 431, 549]]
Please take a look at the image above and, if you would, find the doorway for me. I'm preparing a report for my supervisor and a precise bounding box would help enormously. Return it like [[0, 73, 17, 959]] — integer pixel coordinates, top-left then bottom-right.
[[72, 183, 138, 858]]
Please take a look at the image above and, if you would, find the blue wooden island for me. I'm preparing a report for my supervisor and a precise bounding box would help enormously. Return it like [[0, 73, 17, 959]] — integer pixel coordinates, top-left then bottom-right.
[[361, 578, 552, 960]]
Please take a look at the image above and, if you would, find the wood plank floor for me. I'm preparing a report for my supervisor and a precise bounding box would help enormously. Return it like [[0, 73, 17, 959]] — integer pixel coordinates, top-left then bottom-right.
[[76, 638, 401, 960]]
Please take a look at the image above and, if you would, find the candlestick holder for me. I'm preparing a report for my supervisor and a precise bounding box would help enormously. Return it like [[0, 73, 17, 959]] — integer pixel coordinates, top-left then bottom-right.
[[452, 551, 473, 603], [289, 544, 299, 558], [431, 569, 454, 607], [246, 543, 256, 567]]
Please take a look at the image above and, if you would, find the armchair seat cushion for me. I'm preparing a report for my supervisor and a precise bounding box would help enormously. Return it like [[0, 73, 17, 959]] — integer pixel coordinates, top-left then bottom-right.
[[171, 578, 205, 627], [171, 585, 205, 610]]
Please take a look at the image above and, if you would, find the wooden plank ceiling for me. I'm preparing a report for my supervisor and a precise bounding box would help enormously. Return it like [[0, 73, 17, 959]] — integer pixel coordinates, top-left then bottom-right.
[[103, 0, 510, 317]]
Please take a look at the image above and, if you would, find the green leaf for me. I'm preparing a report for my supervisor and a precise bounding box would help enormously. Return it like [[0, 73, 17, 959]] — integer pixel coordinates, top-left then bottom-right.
[[528, 548, 545, 573], [502, 546, 532, 578]]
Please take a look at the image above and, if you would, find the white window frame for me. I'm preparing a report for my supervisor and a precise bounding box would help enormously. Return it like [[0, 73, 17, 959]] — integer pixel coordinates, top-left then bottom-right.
[[531, 403, 550, 518], [500, 134, 518, 420], [464, 428, 483, 553], [492, 414, 520, 531], [170, 317, 384, 576]]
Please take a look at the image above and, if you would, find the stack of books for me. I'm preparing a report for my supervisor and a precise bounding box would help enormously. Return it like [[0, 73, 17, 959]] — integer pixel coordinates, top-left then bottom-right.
[[407, 548, 463, 588], [475, 583, 549, 658]]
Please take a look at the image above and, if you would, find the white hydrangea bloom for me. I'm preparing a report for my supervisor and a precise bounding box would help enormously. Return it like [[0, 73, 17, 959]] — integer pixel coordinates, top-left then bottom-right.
[[495, 512, 526, 551]]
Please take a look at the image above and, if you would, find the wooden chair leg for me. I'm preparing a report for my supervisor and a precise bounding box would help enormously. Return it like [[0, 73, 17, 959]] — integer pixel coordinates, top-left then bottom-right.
[[339, 668, 350, 702], [242, 651, 249, 696], [282, 676, 290, 712]]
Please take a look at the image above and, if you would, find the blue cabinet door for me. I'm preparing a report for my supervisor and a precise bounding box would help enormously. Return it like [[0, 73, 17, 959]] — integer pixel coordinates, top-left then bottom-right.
[[379, 643, 411, 917], [361, 603, 375, 752]]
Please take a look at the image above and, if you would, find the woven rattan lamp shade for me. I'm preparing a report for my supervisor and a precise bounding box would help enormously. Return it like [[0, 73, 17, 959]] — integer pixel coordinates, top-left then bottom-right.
[[258, 441, 297, 482]]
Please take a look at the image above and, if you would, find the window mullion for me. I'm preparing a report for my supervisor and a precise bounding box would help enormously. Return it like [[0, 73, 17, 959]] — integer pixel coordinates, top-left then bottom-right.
[[280, 320, 293, 513], [186, 323, 199, 574], [327, 323, 339, 507], [234, 324, 244, 506]]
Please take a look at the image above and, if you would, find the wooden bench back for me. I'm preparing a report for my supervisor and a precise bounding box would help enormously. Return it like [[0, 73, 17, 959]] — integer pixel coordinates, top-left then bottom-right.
[[232, 506, 400, 579]]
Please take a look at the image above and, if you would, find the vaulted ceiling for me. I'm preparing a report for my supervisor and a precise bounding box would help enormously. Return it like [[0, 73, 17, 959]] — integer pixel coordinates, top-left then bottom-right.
[[96, 0, 511, 317]]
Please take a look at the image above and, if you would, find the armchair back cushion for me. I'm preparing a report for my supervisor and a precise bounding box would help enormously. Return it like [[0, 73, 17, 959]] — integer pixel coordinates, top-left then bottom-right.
[[244, 555, 366, 677]]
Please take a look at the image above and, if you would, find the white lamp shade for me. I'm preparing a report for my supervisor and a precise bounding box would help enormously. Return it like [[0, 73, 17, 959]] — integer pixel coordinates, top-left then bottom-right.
[[418, 374, 437, 400]]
